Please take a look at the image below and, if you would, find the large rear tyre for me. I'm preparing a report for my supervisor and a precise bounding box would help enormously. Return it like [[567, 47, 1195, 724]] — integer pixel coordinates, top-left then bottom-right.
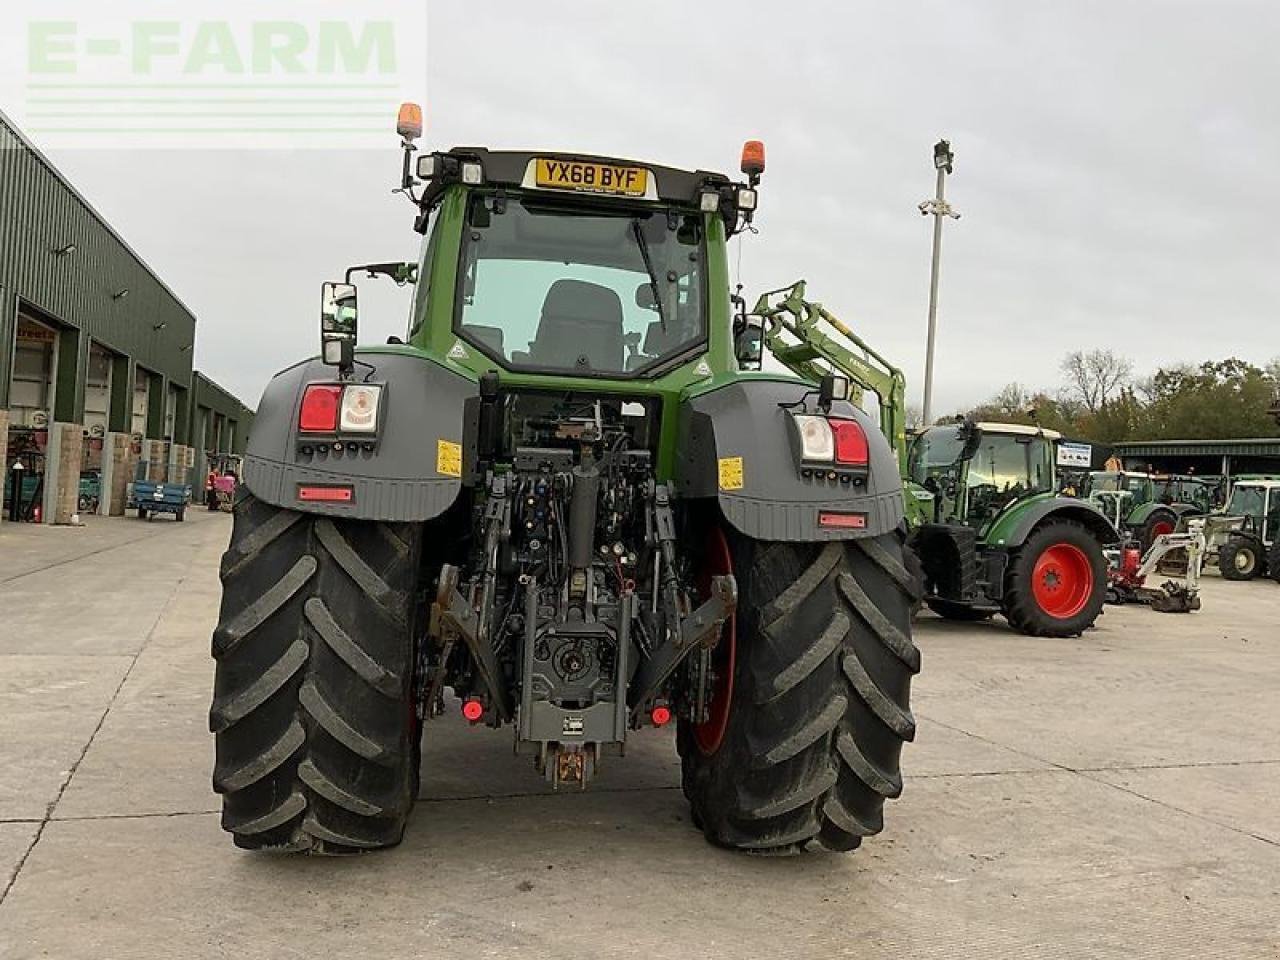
[[1002, 520, 1107, 637], [1138, 508, 1178, 553], [1269, 541, 1280, 583], [678, 531, 920, 854], [210, 491, 422, 854], [1220, 538, 1261, 581]]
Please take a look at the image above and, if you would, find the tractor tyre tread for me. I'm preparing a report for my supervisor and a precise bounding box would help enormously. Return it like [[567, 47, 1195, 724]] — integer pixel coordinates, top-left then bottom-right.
[[210, 490, 421, 854], [1219, 538, 1261, 581], [1139, 508, 1179, 553], [678, 532, 917, 855]]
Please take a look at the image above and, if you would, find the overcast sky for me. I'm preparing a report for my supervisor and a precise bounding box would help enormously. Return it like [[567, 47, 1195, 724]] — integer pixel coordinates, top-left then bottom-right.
[[27, 0, 1280, 415]]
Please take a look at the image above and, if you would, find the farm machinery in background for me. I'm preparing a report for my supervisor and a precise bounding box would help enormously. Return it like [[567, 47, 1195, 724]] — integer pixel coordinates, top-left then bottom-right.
[[1201, 478, 1280, 582], [1084, 470, 1215, 552], [749, 283, 1116, 637], [1104, 520, 1207, 612], [204, 453, 242, 512]]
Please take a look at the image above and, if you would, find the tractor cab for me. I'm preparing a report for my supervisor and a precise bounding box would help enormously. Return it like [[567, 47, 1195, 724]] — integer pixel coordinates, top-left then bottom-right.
[[1151, 474, 1214, 513], [318, 103, 766, 402], [1084, 470, 1152, 529], [909, 421, 1057, 530]]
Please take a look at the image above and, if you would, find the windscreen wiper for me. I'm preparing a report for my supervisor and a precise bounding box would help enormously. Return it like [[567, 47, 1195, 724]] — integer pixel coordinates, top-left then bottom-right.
[[631, 218, 668, 332]]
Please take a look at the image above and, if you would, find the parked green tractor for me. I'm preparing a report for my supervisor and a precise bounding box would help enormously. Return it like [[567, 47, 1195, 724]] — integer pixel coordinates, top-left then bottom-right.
[[751, 287, 1116, 637], [1085, 471, 1214, 551], [209, 112, 919, 857], [905, 422, 1115, 634]]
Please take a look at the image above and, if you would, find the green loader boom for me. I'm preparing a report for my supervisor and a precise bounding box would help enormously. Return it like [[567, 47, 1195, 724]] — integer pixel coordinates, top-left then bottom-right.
[[754, 281, 908, 474]]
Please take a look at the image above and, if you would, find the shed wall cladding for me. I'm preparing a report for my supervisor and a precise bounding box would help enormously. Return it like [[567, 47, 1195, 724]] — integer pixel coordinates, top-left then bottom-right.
[[0, 113, 195, 410], [193, 372, 255, 453]]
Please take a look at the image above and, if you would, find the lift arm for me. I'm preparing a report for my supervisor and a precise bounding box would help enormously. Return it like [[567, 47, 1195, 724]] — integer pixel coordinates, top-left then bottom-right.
[[753, 280, 909, 472]]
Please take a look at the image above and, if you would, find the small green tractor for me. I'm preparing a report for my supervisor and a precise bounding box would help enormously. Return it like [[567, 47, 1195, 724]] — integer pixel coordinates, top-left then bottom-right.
[[210, 110, 919, 856], [749, 287, 1116, 637], [1085, 470, 1214, 551], [1202, 478, 1280, 581]]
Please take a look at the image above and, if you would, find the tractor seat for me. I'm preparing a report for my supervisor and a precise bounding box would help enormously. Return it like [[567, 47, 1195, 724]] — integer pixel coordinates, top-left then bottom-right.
[[530, 279, 624, 371], [461, 324, 506, 356]]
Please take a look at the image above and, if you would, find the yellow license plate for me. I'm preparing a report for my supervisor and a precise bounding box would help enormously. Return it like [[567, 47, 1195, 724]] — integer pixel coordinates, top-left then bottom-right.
[[535, 158, 648, 197]]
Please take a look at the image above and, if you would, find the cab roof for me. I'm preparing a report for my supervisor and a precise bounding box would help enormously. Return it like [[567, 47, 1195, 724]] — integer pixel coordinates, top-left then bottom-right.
[[974, 422, 1064, 441], [443, 147, 732, 205]]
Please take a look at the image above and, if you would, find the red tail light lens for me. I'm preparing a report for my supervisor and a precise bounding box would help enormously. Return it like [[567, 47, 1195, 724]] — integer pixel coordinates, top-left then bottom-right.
[[829, 419, 869, 466], [299, 384, 342, 433]]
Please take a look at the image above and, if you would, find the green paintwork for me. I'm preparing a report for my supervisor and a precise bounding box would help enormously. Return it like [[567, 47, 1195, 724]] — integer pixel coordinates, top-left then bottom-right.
[[980, 491, 1068, 546], [360, 184, 770, 481], [753, 280, 909, 475]]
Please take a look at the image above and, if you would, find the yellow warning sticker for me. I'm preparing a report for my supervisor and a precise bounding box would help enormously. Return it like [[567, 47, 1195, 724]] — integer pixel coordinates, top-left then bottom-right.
[[718, 456, 744, 491], [437, 439, 463, 478]]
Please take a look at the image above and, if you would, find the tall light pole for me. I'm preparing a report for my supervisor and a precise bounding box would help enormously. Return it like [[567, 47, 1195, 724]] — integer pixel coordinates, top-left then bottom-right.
[[919, 139, 960, 427]]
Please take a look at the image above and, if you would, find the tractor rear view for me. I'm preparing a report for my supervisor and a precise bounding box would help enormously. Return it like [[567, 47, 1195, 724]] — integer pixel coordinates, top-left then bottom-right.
[[208, 107, 918, 856]]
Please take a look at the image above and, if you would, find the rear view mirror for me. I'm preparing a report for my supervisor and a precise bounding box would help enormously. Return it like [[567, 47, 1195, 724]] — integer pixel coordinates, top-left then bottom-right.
[[735, 315, 764, 369], [321, 282, 358, 374]]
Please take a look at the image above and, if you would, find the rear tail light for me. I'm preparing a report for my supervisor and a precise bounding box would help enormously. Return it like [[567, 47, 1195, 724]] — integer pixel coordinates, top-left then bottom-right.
[[829, 419, 868, 466], [793, 415, 834, 461], [299, 383, 383, 435], [339, 384, 383, 433], [299, 385, 342, 433], [792, 414, 869, 467]]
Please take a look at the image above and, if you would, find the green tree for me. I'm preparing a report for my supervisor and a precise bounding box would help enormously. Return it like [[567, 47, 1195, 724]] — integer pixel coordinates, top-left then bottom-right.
[[1136, 359, 1276, 440]]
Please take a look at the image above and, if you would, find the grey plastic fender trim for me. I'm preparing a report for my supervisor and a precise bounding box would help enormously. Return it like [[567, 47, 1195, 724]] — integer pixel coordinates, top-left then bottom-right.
[[676, 381, 905, 541], [239, 352, 474, 522]]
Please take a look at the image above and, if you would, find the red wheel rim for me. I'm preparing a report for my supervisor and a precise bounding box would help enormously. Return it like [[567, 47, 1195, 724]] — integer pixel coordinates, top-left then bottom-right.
[[1150, 520, 1175, 540], [694, 526, 736, 756], [1031, 542, 1094, 619]]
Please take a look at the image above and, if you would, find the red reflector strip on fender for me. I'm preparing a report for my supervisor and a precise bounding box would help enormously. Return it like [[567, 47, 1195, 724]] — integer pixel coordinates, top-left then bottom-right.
[[298, 485, 354, 503], [818, 511, 867, 529]]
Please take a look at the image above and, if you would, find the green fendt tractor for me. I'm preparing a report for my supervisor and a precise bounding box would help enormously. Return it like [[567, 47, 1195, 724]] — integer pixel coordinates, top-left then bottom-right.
[[209, 109, 919, 856], [906, 423, 1115, 633], [748, 287, 1116, 637], [1085, 471, 1214, 551]]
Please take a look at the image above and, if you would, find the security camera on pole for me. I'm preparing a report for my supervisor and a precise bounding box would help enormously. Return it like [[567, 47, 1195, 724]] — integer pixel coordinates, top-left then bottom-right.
[[918, 139, 960, 428]]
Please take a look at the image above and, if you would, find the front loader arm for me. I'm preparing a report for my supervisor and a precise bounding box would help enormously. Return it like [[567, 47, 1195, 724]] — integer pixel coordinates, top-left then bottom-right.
[[753, 281, 909, 472]]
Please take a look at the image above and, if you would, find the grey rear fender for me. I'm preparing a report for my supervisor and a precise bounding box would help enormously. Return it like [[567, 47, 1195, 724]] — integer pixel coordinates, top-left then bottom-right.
[[241, 351, 475, 521], [674, 380, 904, 541]]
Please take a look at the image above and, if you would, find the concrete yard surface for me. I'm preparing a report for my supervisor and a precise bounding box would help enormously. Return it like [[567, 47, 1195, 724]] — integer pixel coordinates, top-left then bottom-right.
[[1, 512, 1278, 959]]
